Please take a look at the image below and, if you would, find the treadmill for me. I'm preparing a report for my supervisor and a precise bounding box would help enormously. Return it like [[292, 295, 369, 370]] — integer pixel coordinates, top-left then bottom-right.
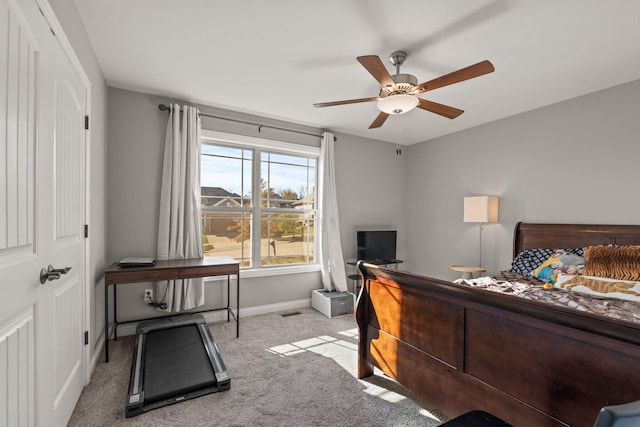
[[125, 313, 230, 418]]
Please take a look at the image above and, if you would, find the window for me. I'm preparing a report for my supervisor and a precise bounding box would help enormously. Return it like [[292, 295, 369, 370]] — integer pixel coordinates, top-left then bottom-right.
[[201, 130, 319, 271]]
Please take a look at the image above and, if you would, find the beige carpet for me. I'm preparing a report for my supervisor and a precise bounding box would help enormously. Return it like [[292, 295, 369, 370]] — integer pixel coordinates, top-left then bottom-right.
[[69, 308, 448, 426]]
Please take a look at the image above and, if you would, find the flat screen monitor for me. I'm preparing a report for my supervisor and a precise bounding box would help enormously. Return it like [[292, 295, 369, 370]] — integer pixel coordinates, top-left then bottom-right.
[[356, 230, 397, 262]]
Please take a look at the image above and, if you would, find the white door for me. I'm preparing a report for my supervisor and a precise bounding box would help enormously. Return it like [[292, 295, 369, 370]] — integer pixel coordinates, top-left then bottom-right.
[[0, 0, 87, 425]]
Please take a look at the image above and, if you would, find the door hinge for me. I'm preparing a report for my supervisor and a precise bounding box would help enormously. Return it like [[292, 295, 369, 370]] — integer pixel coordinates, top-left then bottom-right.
[[85, 115, 89, 130], [37, 6, 56, 37], [84, 331, 89, 345], [84, 224, 89, 238]]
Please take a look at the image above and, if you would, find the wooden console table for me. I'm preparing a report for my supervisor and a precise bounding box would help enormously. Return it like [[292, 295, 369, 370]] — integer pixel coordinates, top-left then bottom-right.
[[104, 257, 240, 362]]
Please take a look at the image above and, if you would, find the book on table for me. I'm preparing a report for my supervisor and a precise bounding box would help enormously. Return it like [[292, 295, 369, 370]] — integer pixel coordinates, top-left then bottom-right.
[[118, 257, 156, 267]]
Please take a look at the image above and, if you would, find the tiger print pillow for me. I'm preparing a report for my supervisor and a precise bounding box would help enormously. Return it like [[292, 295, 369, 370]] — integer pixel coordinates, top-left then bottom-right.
[[582, 245, 640, 281]]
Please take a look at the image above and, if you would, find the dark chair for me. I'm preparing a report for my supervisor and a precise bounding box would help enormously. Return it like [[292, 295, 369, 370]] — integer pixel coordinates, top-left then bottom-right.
[[439, 400, 640, 427], [594, 400, 640, 427], [438, 410, 512, 427]]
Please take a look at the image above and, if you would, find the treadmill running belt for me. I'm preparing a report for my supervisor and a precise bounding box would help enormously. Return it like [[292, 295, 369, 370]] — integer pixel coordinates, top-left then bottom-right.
[[126, 313, 230, 418], [144, 324, 216, 403]]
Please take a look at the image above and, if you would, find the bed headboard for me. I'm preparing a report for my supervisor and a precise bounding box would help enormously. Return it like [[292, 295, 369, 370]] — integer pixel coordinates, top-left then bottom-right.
[[513, 222, 640, 258]]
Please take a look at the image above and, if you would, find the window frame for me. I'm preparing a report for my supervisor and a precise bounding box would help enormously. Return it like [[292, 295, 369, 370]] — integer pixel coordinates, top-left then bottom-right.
[[201, 130, 321, 276]]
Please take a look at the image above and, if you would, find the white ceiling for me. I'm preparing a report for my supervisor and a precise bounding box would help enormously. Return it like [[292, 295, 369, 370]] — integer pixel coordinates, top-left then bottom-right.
[[74, 0, 640, 145]]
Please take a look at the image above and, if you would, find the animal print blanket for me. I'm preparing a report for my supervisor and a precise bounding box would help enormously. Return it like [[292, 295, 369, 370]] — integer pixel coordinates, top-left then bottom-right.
[[454, 271, 640, 325]]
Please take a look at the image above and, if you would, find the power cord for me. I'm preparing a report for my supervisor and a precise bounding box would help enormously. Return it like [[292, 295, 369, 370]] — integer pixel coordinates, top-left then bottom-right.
[[148, 282, 169, 310], [148, 301, 167, 310]]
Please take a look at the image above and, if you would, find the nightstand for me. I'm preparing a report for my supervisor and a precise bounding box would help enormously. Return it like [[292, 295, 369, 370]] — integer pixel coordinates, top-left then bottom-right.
[[449, 265, 486, 279]]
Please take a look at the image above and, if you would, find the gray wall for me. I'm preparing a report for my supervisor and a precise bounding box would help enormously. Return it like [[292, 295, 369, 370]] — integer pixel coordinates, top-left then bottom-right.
[[333, 132, 408, 275], [405, 79, 640, 280], [49, 0, 108, 363], [107, 87, 407, 322]]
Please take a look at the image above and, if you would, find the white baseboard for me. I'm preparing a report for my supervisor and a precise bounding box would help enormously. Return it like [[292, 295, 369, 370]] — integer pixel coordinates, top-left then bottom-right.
[[114, 298, 312, 337], [86, 340, 103, 384]]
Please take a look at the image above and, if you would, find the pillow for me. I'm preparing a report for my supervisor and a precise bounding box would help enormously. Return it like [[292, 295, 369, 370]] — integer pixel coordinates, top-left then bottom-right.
[[531, 250, 585, 284], [555, 273, 640, 302], [582, 245, 640, 281], [509, 247, 584, 277], [510, 248, 555, 276]]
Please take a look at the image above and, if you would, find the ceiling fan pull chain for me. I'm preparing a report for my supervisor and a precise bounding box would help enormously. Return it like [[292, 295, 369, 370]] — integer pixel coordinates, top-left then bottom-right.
[[395, 115, 402, 156]]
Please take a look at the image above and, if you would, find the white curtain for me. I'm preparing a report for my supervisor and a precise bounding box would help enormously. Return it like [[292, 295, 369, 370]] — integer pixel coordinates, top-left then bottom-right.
[[318, 132, 348, 292], [155, 104, 204, 311]]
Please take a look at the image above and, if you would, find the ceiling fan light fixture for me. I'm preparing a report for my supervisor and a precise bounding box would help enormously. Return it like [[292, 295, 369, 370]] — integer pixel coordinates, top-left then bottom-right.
[[377, 94, 419, 115]]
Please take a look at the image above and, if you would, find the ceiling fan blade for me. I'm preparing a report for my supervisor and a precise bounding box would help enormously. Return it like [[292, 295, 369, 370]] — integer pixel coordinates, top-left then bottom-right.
[[357, 55, 396, 89], [369, 112, 389, 129], [413, 60, 495, 94], [417, 99, 464, 119], [313, 96, 379, 108]]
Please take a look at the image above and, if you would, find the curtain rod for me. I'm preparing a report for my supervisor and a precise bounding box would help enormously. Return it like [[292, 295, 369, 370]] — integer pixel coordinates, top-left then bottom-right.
[[158, 104, 328, 139]]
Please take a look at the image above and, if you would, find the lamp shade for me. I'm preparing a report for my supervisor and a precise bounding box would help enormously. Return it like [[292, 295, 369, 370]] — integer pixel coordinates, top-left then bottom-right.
[[464, 196, 499, 223], [377, 94, 419, 115]]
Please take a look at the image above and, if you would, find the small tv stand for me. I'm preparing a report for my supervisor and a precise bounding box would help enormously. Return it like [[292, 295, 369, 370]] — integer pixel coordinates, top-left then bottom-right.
[[346, 259, 403, 294], [347, 259, 403, 267]]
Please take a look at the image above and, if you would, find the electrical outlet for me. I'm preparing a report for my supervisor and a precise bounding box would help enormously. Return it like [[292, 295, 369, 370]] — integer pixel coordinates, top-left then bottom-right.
[[144, 289, 153, 303]]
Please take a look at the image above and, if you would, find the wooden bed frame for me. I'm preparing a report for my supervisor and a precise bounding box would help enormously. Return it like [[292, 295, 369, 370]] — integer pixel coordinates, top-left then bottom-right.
[[355, 222, 640, 427]]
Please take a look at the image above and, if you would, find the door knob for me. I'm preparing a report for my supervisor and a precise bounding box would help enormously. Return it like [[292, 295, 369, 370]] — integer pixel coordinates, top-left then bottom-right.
[[40, 265, 72, 284]]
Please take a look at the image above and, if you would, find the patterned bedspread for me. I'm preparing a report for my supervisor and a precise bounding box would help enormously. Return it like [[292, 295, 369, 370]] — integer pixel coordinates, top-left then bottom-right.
[[454, 271, 640, 325]]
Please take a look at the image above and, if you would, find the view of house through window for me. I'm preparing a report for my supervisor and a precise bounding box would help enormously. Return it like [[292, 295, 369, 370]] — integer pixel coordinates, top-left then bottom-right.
[[201, 134, 318, 269]]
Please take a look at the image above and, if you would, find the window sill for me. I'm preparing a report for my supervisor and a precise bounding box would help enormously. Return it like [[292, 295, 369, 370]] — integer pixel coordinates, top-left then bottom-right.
[[240, 264, 321, 278]]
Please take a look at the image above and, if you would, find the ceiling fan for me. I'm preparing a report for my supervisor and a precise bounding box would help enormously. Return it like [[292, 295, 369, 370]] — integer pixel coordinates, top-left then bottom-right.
[[313, 51, 494, 129]]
